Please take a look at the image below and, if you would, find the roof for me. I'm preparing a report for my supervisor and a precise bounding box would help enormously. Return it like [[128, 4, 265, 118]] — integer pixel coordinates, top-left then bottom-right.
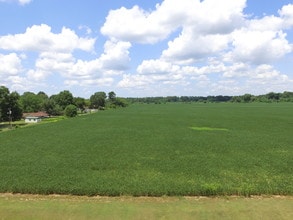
[[23, 111, 49, 118]]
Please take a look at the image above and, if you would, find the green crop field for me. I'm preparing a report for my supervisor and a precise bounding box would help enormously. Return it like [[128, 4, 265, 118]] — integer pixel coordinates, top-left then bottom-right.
[[0, 103, 292, 196]]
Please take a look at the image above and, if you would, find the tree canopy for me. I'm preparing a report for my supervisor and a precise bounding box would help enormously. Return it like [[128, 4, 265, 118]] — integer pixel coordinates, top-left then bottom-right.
[[0, 86, 22, 122], [52, 90, 74, 110], [90, 92, 107, 109]]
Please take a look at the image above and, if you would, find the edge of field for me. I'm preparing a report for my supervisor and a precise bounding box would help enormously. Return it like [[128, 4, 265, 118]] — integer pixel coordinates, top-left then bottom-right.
[[1, 193, 292, 220], [1, 192, 292, 200]]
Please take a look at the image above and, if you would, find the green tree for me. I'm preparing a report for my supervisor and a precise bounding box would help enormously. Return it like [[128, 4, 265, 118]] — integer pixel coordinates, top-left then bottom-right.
[[108, 91, 116, 102], [73, 97, 86, 112], [242, 94, 253, 103], [0, 86, 22, 122], [166, 96, 179, 102], [281, 91, 293, 102], [64, 104, 78, 117], [9, 92, 23, 121], [266, 92, 280, 101], [90, 92, 107, 109], [231, 96, 241, 103], [113, 97, 128, 107], [0, 86, 10, 121], [43, 99, 63, 116], [180, 96, 190, 102], [52, 90, 74, 110], [37, 91, 49, 110], [37, 91, 48, 100], [20, 92, 43, 112], [107, 91, 118, 108], [106, 91, 127, 107]]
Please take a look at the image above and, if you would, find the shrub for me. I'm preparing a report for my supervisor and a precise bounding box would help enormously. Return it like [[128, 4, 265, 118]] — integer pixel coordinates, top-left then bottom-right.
[[64, 104, 78, 117]]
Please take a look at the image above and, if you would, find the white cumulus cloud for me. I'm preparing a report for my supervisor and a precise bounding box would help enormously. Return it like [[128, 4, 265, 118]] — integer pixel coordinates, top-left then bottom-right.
[[0, 53, 23, 76], [0, 24, 95, 53], [137, 59, 180, 75], [101, 5, 177, 44], [279, 4, 293, 29], [99, 40, 131, 70], [230, 30, 292, 64]]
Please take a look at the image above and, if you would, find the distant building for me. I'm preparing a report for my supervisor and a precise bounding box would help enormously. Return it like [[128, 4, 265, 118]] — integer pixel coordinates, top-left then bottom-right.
[[25, 116, 42, 123], [84, 108, 98, 113], [23, 112, 49, 123]]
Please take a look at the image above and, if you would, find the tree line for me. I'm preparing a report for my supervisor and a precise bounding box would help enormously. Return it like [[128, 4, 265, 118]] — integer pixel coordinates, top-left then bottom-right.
[[126, 91, 293, 104], [0, 86, 127, 122]]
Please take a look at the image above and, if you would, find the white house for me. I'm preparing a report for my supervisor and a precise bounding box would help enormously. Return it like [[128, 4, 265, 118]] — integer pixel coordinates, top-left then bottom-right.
[[23, 111, 49, 123], [25, 116, 42, 123]]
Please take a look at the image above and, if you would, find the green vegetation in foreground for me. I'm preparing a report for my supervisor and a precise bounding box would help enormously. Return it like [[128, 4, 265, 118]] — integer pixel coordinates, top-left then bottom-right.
[[0, 103, 292, 196], [0, 195, 292, 220]]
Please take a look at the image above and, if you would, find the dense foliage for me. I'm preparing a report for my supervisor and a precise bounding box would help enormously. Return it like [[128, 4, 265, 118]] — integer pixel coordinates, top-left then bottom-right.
[[20, 91, 47, 113], [0, 103, 292, 196], [64, 104, 78, 117], [127, 91, 293, 104], [0, 86, 22, 122], [0, 86, 127, 121], [90, 91, 107, 109]]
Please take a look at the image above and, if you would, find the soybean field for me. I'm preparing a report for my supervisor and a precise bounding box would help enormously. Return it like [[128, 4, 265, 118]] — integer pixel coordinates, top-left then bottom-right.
[[0, 103, 292, 196]]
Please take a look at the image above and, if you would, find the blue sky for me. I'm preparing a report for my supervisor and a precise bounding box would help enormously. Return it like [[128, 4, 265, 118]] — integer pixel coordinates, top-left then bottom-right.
[[0, 0, 292, 98]]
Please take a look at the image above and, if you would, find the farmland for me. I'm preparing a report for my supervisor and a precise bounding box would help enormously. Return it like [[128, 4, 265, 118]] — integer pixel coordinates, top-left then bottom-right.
[[0, 103, 292, 196]]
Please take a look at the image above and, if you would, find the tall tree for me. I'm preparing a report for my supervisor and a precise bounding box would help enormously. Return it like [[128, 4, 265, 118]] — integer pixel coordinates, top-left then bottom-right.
[[0, 86, 10, 121], [43, 98, 63, 116], [90, 92, 107, 109], [8, 91, 23, 121], [52, 90, 74, 110], [37, 91, 49, 110], [108, 91, 116, 101], [0, 86, 22, 122], [74, 97, 86, 112], [37, 91, 48, 100], [20, 92, 43, 112]]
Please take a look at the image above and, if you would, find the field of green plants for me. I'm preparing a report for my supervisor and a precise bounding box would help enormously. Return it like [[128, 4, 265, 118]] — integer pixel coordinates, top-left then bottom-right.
[[0, 103, 292, 196]]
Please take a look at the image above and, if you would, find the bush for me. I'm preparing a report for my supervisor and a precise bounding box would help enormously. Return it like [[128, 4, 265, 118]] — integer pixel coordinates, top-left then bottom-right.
[[64, 104, 78, 117]]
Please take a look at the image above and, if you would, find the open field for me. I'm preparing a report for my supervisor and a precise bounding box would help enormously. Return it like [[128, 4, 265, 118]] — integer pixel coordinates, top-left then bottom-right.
[[0, 194, 292, 220], [0, 103, 292, 196]]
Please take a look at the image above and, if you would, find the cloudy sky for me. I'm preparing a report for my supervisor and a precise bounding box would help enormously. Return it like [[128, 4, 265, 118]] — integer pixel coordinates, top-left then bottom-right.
[[0, 0, 292, 98]]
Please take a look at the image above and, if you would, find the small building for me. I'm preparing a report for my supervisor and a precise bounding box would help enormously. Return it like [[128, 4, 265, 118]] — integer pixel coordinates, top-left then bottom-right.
[[23, 112, 49, 123], [25, 116, 42, 123], [84, 108, 98, 113]]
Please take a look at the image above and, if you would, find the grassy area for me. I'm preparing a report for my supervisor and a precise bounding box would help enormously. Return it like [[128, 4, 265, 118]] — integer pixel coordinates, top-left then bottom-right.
[[0, 103, 292, 196], [0, 194, 292, 220], [0, 116, 65, 132]]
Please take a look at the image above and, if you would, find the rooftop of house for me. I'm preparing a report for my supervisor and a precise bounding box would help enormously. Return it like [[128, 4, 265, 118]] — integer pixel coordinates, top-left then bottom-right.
[[23, 111, 49, 118]]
